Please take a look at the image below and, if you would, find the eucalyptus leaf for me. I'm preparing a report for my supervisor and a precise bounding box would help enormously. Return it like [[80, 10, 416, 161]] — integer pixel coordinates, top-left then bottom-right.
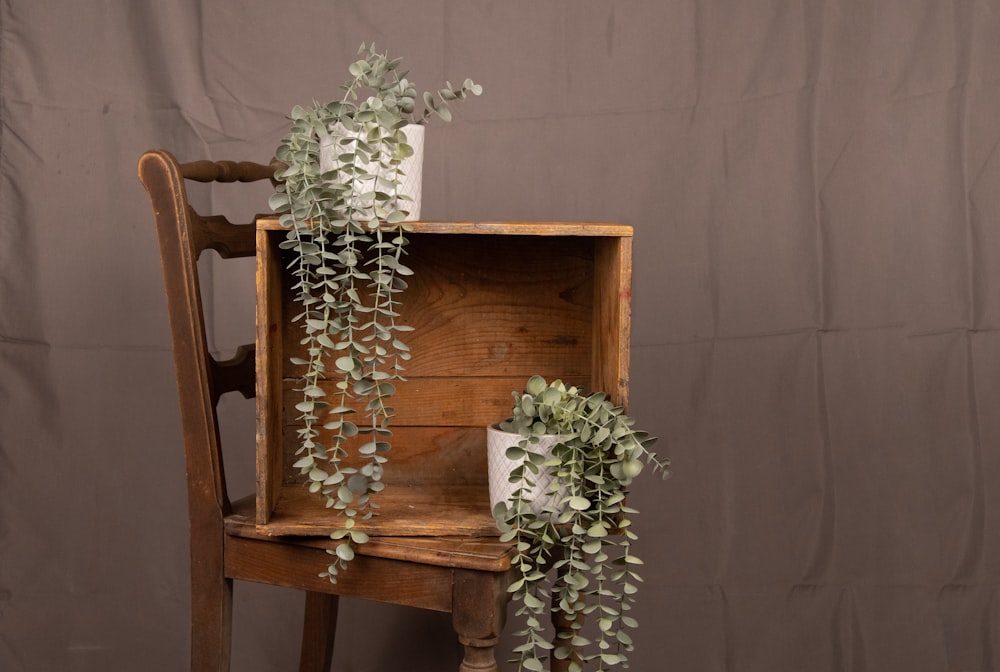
[[347, 474, 369, 494], [293, 456, 315, 469], [335, 543, 355, 562]]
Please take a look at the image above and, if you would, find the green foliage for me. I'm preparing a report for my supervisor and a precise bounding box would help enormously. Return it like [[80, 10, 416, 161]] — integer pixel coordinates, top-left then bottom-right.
[[270, 43, 482, 583], [493, 376, 670, 671]]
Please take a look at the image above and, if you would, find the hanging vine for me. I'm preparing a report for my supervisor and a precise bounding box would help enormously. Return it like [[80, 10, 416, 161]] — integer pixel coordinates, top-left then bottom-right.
[[493, 376, 670, 671], [269, 44, 481, 581]]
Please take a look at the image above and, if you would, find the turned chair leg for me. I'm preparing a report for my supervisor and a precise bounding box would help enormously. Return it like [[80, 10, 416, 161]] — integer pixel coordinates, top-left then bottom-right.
[[299, 591, 339, 672], [458, 636, 500, 672], [452, 570, 508, 672], [551, 606, 579, 672]]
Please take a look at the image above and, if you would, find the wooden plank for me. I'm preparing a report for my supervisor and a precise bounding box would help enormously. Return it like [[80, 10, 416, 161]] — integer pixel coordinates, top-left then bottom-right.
[[359, 538, 515, 572], [255, 227, 283, 525], [260, 482, 499, 537], [224, 535, 455, 612], [277, 234, 597, 378], [592, 235, 633, 408], [278, 425, 490, 487], [256, 217, 633, 238], [280, 376, 531, 428]]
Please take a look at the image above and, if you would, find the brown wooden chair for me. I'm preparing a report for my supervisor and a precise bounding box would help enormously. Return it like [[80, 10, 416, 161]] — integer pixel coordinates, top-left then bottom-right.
[[138, 149, 515, 672]]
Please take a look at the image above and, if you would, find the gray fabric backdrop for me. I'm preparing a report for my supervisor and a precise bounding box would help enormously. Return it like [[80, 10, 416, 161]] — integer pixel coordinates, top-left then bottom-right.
[[2, 1, 1000, 670]]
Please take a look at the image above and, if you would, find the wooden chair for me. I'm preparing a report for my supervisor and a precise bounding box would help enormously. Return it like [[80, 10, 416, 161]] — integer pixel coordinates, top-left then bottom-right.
[[137, 149, 516, 672]]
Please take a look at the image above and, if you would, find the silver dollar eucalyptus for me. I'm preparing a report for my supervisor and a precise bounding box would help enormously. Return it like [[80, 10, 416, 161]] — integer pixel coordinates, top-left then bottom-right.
[[493, 376, 670, 671], [269, 43, 482, 581]]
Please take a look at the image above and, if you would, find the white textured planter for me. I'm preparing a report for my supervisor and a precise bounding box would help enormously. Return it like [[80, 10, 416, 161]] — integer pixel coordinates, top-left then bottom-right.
[[487, 425, 568, 518], [319, 123, 425, 221]]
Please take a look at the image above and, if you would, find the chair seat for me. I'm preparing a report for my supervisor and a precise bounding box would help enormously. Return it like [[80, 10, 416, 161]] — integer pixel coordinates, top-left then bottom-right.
[[224, 496, 515, 615]]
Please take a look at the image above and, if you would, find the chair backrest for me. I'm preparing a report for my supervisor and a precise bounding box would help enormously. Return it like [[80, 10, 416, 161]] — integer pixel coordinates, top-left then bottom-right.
[[138, 149, 276, 523]]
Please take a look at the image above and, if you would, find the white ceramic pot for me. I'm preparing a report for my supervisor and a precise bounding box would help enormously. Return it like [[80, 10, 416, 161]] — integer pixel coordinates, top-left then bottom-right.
[[319, 123, 425, 221], [486, 425, 568, 518]]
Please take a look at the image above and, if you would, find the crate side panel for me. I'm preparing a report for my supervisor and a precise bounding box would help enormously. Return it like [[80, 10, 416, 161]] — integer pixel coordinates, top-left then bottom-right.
[[592, 235, 633, 408], [256, 228, 285, 525]]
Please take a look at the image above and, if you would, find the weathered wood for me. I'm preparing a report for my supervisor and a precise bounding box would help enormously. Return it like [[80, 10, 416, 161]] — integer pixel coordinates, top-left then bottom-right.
[[257, 221, 635, 534], [226, 496, 515, 572], [256, 226, 284, 527], [280, 377, 525, 428], [141, 149, 260, 672], [209, 344, 255, 404], [143, 146, 632, 671], [180, 158, 279, 184], [593, 235, 633, 408], [257, 216, 633, 238], [190, 213, 257, 260], [224, 534, 456, 612], [453, 569, 512, 672], [275, 233, 597, 378], [260, 481, 497, 537], [277, 425, 490, 487], [299, 592, 337, 672]]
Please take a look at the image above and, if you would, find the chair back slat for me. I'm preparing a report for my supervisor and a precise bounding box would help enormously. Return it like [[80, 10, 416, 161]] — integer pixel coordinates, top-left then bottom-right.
[[190, 212, 256, 259], [209, 344, 256, 404], [179, 159, 278, 184], [139, 149, 274, 521]]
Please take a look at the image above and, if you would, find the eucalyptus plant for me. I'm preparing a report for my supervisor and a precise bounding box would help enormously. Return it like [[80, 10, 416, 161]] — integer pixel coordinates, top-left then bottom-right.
[[269, 43, 481, 582], [493, 376, 670, 672]]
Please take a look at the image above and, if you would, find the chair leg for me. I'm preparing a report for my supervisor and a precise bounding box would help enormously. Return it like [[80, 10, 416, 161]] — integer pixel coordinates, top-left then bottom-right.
[[190, 567, 233, 672], [457, 638, 499, 672], [550, 606, 579, 672], [299, 591, 338, 672], [452, 570, 508, 672]]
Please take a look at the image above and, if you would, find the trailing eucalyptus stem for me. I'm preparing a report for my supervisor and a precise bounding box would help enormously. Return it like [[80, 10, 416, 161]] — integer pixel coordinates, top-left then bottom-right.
[[269, 43, 482, 582], [493, 376, 670, 672]]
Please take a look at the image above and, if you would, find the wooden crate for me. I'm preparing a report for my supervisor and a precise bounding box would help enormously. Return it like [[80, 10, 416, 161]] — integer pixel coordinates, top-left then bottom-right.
[[255, 220, 633, 537]]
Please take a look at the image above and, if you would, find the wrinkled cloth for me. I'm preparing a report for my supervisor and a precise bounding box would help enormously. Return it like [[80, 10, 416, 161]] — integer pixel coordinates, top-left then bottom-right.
[[1, 2, 999, 670]]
